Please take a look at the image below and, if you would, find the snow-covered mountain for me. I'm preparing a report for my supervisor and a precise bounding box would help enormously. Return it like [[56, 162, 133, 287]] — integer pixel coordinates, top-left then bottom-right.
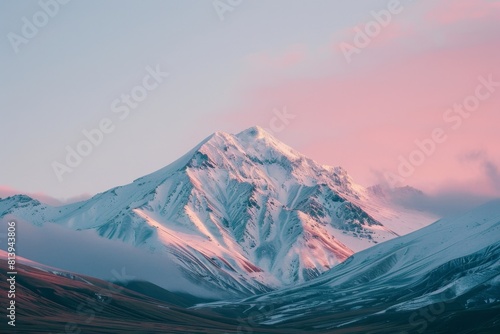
[[0, 126, 436, 297], [201, 199, 500, 331]]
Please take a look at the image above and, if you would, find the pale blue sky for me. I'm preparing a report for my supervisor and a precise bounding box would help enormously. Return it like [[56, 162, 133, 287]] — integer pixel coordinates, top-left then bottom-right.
[[0, 0, 381, 199]]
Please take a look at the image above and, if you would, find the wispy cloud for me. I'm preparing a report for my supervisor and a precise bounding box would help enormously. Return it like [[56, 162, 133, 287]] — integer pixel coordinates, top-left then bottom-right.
[[461, 150, 500, 192], [426, 0, 500, 25], [372, 183, 497, 217]]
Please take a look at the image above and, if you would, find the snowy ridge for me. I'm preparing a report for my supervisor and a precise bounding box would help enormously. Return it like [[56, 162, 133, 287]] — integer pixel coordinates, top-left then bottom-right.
[[201, 199, 500, 326]]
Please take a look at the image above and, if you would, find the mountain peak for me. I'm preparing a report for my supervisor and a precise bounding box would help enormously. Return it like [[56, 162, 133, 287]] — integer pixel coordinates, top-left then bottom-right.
[[203, 126, 275, 149], [236, 126, 271, 140], [0, 125, 440, 297], [6, 194, 38, 203], [193, 126, 302, 164]]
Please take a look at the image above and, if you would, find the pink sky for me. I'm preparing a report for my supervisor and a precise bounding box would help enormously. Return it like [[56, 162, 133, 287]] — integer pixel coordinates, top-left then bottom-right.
[[216, 0, 500, 198]]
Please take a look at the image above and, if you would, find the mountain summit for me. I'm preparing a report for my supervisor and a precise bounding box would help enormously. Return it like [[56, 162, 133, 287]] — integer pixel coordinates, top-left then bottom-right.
[[0, 126, 436, 297]]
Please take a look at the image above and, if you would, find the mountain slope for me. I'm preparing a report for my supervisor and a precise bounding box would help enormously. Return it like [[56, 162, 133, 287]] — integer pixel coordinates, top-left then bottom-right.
[[0, 126, 436, 297], [200, 200, 500, 332]]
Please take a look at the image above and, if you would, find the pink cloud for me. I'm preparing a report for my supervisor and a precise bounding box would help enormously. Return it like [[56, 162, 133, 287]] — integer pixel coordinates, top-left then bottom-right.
[[330, 0, 500, 67], [426, 0, 500, 25]]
